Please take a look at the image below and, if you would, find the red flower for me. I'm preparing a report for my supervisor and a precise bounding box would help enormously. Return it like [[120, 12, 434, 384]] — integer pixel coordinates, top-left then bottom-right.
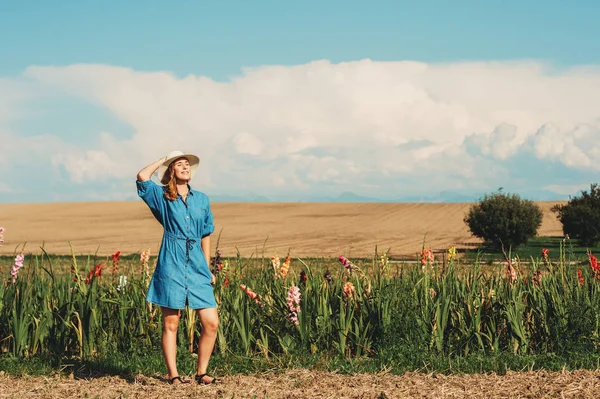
[[588, 252, 600, 278], [542, 248, 549, 258], [578, 269, 585, 286], [111, 251, 121, 262]]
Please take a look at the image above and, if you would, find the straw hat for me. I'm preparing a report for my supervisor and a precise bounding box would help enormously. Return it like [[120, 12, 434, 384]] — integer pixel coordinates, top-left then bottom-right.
[[157, 150, 200, 184]]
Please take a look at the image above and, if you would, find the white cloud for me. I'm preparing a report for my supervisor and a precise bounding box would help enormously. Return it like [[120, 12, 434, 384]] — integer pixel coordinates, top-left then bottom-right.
[[1, 59, 599, 200], [531, 121, 600, 170], [231, 132, 264, 156]]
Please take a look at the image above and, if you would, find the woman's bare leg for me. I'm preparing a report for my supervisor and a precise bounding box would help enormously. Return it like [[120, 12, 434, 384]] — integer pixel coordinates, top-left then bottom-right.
[[161, 307, 181, 382], [195, 307, 219, 382]]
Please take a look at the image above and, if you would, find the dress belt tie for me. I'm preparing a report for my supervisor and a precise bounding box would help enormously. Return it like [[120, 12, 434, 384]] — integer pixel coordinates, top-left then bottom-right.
[[164, 232, 199, 261]]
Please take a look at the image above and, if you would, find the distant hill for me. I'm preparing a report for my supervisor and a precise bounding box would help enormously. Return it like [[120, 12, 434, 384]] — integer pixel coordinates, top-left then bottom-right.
[[208, 190, 569, 203]]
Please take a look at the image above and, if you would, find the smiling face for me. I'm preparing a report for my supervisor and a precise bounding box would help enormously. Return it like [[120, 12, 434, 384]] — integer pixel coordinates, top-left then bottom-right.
[[171, 157, 192, 183]]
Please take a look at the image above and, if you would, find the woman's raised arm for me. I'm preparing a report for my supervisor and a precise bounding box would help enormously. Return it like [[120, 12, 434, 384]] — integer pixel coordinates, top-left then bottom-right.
[[137, 156, 167, 182]]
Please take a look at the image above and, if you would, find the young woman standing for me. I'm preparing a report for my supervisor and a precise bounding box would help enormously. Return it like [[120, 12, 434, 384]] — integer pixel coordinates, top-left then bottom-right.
[[136, 150, 221, 385]]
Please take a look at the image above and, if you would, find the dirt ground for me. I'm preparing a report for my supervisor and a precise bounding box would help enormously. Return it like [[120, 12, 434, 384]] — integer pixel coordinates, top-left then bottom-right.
[[0, 201, 565, 258], [1, 369, 599, 398]]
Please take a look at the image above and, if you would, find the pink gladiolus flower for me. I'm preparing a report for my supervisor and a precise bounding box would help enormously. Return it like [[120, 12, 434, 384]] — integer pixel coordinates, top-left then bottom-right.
[[10, 253, 24, 283], [240, 284, 260, 304], [338, 255, 355, 271], [286, 286, 301, 326], [343, 281, 356, 299]]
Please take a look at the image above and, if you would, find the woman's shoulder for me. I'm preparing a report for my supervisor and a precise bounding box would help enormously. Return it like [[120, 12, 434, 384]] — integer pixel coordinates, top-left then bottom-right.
[[139, 179, 168, 191], [190, 188, 211, 203]]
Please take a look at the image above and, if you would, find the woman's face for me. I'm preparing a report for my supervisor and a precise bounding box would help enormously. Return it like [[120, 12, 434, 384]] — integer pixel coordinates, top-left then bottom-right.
[[171, 157, 191, 182]]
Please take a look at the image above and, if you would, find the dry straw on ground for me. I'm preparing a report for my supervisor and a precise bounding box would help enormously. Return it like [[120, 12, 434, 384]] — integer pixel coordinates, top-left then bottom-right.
[[1, 369, 600, 398]]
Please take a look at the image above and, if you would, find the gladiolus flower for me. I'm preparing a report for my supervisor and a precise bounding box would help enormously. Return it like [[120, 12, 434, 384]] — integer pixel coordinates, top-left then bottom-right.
[[271, 256, 280, 269], [10, 253, 24, 283], [338, 255, 355, 271], [111, 251, 121, 275], [212, 249, 223, 274], [140, 248, 151, 278], [280, 256, 291, 278], [588, 252, 600, 278], [286, 286, 301, 326], [240, 284, 260, 304], [505, 261, 517, 284], [343, 281, 355, 299], [578, 269, 585, 287], [542, 248, 549, 259], [84, 264, 103, 284], [223, 276, 230, 287], [117, 275, 128, 292], [447, 247, 457, 262], [380, 252, 390, 269], [324, 270, 333, 284], [299, 270, 307, 285], [0, 226, 4, 246], [420, 249, 434, 267]]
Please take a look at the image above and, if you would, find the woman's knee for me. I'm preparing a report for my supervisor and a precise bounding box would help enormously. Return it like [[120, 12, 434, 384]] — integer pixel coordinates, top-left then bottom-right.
[[161, 308, 181, 333], [205, 317, 219, 332], [200, 309, 219, 332]]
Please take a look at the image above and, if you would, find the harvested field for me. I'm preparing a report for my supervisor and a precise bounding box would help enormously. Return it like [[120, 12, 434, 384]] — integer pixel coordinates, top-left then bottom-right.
[[0, 201, 566, 258], [1, 369, 599, 398]]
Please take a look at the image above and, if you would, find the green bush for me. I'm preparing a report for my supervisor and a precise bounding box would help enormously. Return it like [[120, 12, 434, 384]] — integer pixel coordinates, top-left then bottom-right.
[[464, 191, 543, 249], [552, 183, 600, 246]]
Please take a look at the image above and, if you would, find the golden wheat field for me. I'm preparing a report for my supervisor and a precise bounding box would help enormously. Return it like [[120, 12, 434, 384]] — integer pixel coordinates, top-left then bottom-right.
[[0, 200, 566, 258]]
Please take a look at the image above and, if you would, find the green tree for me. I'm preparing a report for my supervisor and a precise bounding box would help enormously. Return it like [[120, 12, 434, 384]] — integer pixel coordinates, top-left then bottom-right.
[[551, 183, 600, 246], [464, 191, 543, 249]]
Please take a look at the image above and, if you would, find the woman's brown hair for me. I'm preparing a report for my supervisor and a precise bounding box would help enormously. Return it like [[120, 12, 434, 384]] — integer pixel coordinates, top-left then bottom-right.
[[161, 164, 179, 201]]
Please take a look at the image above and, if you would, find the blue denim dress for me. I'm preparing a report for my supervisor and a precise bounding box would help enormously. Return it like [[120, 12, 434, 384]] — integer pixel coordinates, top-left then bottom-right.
[[136, 179, 216, 310]]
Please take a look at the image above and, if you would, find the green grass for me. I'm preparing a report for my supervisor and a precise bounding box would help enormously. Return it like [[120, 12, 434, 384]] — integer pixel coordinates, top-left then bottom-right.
[[463, 236, 600, 262], [3, 346, 600, 378]]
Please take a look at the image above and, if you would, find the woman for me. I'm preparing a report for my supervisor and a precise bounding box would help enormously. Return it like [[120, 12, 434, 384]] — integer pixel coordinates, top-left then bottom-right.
[[136, 150, 221, 385]]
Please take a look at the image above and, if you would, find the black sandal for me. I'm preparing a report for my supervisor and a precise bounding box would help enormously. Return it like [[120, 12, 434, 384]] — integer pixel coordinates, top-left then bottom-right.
[[169, 376, 189, 384], [195, 373, 222, 384]]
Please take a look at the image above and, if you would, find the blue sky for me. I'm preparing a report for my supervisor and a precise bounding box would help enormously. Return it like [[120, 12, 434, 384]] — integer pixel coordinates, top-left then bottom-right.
[[1, 1, 600, 203]]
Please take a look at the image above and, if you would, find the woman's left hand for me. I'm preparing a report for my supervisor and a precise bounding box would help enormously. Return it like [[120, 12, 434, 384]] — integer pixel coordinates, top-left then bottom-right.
[[211, 273, 216, 285]]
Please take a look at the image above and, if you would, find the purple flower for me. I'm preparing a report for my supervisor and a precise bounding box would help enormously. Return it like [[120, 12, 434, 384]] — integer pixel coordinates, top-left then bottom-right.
[[212, 249, 223, 274], [299, 270, 307, 285]]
